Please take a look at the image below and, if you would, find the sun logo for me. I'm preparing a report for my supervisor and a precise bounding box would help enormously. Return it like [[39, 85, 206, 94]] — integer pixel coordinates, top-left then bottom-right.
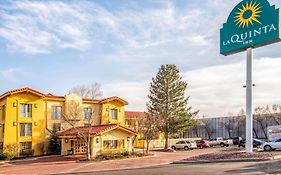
[[234, 1, 262, 28]]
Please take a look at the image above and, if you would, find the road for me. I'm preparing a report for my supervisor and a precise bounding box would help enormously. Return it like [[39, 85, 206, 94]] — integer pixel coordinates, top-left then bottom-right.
[[58, 160, 281, 175]]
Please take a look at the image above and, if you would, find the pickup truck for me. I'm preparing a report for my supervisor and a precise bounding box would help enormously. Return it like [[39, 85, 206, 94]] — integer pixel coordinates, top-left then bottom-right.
[[208, 137, 233, 147]]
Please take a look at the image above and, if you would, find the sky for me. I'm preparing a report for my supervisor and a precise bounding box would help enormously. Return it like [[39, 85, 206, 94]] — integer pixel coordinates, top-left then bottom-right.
[[1, 0, 281, 117]]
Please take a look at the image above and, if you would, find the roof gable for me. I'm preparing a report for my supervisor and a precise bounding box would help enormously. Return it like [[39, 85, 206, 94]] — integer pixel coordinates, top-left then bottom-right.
[[0, 87, 46, 100], [100, 96, 128, 105]]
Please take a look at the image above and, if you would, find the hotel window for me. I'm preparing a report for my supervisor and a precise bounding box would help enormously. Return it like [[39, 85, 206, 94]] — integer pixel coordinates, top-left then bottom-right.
[[84, 108, 92, 120], [52, 106, 62, 119], [110, 109, 118, 120], [20, 142, 32, 151], [1, 105, 5, 120], [104, 140, 118, 149], [20, 123, 32, 137], [20, 104, 32, 118]]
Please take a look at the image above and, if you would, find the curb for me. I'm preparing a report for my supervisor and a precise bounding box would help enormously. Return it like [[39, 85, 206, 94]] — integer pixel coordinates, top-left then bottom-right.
[[272, 155, 281, 160], [172, 158, 271, 164]]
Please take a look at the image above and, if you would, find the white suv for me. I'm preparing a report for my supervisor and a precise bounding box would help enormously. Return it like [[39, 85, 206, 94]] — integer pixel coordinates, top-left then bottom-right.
[[260, 138, 281, 151], [171, 140, 197, 150]]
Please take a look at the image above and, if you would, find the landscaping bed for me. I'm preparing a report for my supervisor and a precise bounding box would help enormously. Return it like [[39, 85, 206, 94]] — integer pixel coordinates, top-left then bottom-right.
[[185, 152, 274, 161], [81, 151, 152, 162]]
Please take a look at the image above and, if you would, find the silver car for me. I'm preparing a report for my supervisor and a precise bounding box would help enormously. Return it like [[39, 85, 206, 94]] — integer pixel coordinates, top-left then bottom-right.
[[171, 140, 197, 150]]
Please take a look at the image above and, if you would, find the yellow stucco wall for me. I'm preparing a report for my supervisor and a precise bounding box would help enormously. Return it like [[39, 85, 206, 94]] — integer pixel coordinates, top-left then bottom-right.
[[3, 92, 46, 156], [101, 101, 125, 125]]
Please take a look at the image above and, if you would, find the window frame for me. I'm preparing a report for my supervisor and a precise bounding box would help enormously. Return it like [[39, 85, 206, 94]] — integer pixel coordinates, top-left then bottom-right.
[[20, 123, 32, 137], [110, 109, 118, 120], [20, 104, 32, 118], [51, 106, 62, 119], [84, 108, 92, 120], [20, 142, 32, 151]]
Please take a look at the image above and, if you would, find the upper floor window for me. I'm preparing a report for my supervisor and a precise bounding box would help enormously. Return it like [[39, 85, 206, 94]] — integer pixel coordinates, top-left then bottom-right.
[[52, 106, 62, 119], [84, 108, 92, 120], [110, 109, 118, 120], [20, 123, 32, 137], [20, 104, 32, 118]]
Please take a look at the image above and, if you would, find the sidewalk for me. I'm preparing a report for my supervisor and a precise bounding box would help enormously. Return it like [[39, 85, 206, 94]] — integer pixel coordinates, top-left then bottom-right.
[[0, 148, 220, 175]]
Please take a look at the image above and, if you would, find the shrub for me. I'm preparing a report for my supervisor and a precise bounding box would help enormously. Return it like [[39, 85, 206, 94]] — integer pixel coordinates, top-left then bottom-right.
[[48, 126, 61, 155], [95, 151, 149, 161], [0, 152, 7, 160], [3, 144, 18, 160], [20, 149, 34, 157]]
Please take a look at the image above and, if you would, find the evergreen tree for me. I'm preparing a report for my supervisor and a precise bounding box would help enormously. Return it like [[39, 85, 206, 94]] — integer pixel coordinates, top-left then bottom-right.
[[48, 125, 61, 155], [147, 64, 197, 150]]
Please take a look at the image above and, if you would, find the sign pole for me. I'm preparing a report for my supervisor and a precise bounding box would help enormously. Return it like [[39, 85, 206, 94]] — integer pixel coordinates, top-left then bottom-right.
[[246, 47, 253, 153]]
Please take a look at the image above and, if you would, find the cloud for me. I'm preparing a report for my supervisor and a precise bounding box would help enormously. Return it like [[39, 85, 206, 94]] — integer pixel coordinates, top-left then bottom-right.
[[102, 58, 281, 117], [0, 0, 237, 57], [0, 0, 93, 54]]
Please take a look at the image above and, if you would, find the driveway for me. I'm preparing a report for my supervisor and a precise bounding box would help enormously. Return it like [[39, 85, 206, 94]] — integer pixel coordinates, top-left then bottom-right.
[[0, 148, 220, 175], [64, 160, 281, 175]]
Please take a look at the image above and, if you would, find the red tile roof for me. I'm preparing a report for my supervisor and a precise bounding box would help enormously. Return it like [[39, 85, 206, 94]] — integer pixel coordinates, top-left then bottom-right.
[[0, 87, 46, 99], [100, 96, 128, 105], [125, 111, 145, 119], [59, 124, 136, 137]]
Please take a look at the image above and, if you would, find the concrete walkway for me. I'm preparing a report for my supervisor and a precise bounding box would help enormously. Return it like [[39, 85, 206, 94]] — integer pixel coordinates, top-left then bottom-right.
[[0, 148, 220, 175]]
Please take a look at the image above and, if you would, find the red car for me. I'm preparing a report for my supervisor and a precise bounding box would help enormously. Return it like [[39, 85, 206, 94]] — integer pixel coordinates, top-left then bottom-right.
[[196, 140, 210, 148]]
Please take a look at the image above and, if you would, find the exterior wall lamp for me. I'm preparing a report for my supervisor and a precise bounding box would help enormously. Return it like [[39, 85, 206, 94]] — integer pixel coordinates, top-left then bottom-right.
[[34, 122, 38, 126], [13, 102, 17, 107], [34, 104, 38, 108], [13, 121, 17, 126], [65, 139, 68, 143]]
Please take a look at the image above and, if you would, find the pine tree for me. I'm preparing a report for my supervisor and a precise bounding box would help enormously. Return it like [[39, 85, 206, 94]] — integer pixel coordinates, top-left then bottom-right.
[[48, 125, 61, 155], [147, 64, 197, 150]]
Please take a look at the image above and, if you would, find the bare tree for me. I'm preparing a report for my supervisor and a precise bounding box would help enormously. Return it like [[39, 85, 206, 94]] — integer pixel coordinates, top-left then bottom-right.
[[236, 108, 246, 137], [193, 120, 204, 138], [254, 106, 269, 139], [200, 117, 215, 139], [61, 100, 99, 160], [137, 113, 162, 153], [268, 104, 281, 125], [69, 83, 103, 99], [222, 117, 235, 138]]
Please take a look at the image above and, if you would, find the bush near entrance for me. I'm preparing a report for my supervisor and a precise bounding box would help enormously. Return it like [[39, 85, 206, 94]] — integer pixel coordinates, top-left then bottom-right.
[[94, 151, 150, 161]]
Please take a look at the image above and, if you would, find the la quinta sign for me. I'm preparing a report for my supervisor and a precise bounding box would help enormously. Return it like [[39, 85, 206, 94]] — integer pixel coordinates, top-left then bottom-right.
[[220, 0, 280, 55], [220, 0, 280, 153]]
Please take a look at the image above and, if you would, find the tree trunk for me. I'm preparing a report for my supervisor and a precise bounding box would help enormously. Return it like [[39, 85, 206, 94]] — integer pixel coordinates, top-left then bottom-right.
[[228, 129, 231, 138], [253, 128, 258, 138], [86, 143, 91, 160], [164, 130, 169, 150], [259, 122, 268, 139], [146, 139, 150, 153]]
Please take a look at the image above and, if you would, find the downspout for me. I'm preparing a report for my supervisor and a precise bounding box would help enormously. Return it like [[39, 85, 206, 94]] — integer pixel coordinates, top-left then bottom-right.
[[16, 99, 19, 156]]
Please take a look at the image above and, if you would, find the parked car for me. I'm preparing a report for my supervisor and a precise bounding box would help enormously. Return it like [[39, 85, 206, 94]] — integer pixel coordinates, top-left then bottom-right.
[[230, 137, 242, 145], [208, 137, 233, 147], [238, 138, 264, 148], [196, 140, 210, 148], [171, 140, 197, 150], [259, 138, 281, 151]]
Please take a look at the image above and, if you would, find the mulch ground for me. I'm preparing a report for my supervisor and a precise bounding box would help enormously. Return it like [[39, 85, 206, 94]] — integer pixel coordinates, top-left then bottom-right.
[[185, 147, 281, 161]]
